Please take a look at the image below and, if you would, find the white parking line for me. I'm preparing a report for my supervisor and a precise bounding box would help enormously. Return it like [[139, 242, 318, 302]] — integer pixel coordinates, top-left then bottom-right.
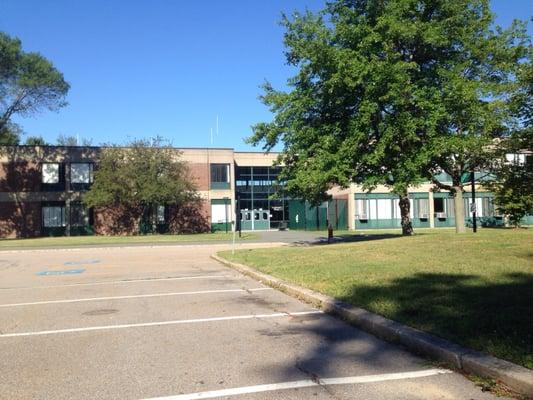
[[0, 310, 322, 338], [0, 275, 228, 291], [0, 288, 273, 308], [141, 369, 453, 400]]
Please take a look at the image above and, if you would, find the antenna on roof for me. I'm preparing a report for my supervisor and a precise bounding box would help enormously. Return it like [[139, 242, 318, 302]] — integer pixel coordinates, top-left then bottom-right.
[[210, 128, 213, 146], [216, 115, 219, 137]]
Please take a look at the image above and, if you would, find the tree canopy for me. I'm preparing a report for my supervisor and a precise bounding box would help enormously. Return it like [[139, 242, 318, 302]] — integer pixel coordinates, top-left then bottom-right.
[[249, 0, 530, 234], [83, 138, 200, 233], [56, 133, 93, 146], [24, 135, 48, 146], [0, 32, 69, 144]]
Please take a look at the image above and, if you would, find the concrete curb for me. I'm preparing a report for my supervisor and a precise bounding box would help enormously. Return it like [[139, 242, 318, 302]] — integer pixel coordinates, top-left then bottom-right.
[[211, 254, 533, 398]]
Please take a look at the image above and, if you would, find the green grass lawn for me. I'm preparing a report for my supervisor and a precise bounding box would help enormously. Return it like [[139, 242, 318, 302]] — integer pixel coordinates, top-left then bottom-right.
[[219, 228, 533, 369], [0, 231, 256, 249]]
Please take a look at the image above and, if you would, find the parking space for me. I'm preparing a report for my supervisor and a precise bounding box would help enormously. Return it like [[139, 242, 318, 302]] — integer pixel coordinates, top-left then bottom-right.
[[0, 245, 499, 399]]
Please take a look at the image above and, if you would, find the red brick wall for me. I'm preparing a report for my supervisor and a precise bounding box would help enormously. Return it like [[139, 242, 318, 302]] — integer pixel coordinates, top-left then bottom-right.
[[0, 162, 41, 192], [0, 202, 41, 238], [93, 205, 142, 236], [168, 199, 210, 234], [188, 163, 209, 191], [92, 200, 211, 236]]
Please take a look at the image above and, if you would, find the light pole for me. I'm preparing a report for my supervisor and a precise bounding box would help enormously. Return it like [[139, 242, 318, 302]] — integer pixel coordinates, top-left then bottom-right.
[[470, 171, 477, 233]]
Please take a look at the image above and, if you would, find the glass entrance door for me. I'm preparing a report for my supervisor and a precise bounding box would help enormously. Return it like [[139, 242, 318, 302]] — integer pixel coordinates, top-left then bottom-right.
[[240, 209, 270, 230]]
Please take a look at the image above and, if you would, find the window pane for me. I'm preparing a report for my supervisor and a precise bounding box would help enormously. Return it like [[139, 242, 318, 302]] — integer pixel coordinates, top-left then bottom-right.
[[434, 198, 445, 213], [419, 199, 429, 217], [376, 199, 392, 219], [157, 205, 165, 223], [43, 206, 65, 227], [70, 203, 86, 226], [71, 163, 92, 183], [210, 164, 229, 183], [211, 204, 228, 223], [42, 163, 59, 184]]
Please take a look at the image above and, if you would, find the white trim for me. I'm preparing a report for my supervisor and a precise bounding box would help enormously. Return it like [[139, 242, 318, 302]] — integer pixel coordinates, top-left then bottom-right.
[[0, 288, 272, 308], [141, 369, 452, 400], [0, 311, 322, 338], [0, 275, 228, 291]]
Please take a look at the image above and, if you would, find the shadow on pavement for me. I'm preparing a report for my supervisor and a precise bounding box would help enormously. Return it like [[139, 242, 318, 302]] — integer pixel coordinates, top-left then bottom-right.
[[255, 272, 532, 384]]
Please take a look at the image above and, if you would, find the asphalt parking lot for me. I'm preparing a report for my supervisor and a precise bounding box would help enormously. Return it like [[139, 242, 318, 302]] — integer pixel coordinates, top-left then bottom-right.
[[0, 244, 502, 399]]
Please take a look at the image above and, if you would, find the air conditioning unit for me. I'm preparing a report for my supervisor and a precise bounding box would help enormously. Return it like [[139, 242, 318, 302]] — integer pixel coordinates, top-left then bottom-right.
[[419, 213, 429, 219], [435, 212, 446, 219], [358, 214, 368, 220]]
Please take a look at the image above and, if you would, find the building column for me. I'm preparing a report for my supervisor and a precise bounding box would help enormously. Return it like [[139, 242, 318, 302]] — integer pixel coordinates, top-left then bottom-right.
[[348, 184, 356, 230]]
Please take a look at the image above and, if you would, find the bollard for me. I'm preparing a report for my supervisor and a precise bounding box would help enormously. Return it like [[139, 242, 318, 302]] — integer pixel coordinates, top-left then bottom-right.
[[328, 224, 333, 244]]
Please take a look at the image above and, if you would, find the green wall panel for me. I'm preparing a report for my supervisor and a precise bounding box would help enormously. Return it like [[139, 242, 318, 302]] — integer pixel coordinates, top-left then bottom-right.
[[211, 222, 231, 232]]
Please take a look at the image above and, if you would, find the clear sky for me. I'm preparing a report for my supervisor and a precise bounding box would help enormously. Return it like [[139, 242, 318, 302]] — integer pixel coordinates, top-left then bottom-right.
[[1, 0, 532, 150]]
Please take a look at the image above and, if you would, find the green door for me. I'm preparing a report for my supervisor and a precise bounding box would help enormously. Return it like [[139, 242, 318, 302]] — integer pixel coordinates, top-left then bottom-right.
[[288, 200, 306, 230]]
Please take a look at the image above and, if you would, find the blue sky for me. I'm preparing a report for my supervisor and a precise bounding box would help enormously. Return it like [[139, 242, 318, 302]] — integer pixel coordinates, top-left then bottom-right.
[[1, 0, 532, 150]]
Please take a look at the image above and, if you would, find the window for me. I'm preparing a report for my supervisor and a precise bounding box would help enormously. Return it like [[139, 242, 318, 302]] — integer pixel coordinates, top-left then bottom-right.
[[42, 163, 59, 184], [356, 199, 368, 218], [71, 163, 93, 184], [42, 206, 66, 227], [376, 199, 392, 219], [505, 153, 526, 166], [210, 164, 229, 183], [157, 205, 166, 223], [418, 199, 429, 218], [70, 203, 87, 226], [211, 202, 230, 223], [434, 198, 445, 213]]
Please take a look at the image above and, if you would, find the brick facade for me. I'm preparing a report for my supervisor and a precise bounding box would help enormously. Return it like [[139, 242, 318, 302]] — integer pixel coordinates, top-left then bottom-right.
[[0, 201, 41, 238], [0, 146, 237, 238]]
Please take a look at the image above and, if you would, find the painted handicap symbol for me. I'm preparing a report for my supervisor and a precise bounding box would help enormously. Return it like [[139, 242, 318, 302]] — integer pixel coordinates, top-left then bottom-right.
[[36, 269, 86, 276]]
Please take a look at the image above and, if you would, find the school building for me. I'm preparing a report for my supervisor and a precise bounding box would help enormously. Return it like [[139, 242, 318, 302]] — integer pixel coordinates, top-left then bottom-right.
[[0, 145, 528, 238]]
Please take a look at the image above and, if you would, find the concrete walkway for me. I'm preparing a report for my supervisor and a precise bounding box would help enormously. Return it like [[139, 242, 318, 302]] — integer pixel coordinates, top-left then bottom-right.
[[0, 245, 503, 399]]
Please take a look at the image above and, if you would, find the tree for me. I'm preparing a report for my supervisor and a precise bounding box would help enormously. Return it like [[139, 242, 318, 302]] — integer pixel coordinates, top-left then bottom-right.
[[0, 122, 22, 145], [487, 57, 533, 226], [25, 135, 48, 146], [487, 134, 533, 226], [249, 0, 529, 235], [423, 4, 529, 233], [0, 32, 69, 144], [83, 138, 200, 234], [56, 133, 92, 146]]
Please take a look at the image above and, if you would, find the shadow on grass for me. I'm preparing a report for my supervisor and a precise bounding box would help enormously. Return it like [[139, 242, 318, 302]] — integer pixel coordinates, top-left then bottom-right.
[[291, 232, 416, 247], [255, 272, 532, 384], [337, 271, 532, 370]]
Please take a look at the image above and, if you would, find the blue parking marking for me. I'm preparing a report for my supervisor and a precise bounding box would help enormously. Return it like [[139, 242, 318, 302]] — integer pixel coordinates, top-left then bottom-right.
[[64, 259, 100, 266], [37, 269, 86, 276]]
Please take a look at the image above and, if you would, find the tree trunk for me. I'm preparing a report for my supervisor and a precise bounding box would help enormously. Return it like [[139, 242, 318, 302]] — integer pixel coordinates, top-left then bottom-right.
[[453, 186, 466, 234], [399, 193, 414, 236]]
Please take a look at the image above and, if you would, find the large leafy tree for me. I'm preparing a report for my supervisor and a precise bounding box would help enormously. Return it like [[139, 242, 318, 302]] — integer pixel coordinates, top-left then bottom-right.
[[425, 4, 529, 233], [249, 0, 529, 235], [487, 56, 533, 226], [488, 133, 533, 226], [0, 32, 69, 144], [83, 138, 200, 233]]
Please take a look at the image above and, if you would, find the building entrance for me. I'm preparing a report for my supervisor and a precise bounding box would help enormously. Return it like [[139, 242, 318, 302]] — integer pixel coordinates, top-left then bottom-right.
[[240, 209, 270, 230]]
